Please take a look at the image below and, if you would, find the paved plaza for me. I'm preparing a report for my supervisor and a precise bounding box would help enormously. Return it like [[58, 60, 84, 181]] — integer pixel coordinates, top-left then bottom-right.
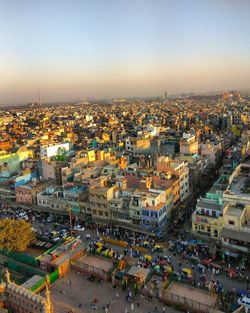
[[47, 271, 180, 313]]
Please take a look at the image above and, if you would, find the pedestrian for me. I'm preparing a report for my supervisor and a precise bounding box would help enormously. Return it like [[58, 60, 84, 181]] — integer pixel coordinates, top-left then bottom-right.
[[162, 307, 166, 312], [78, 303, 82, 308], [155, 305, 158, 312], [131, 303, 134, 311]]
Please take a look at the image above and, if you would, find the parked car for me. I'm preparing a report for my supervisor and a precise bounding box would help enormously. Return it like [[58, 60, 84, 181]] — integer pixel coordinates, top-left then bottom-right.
[[73, 225, 85, 232], [238, 296, 250, 309]]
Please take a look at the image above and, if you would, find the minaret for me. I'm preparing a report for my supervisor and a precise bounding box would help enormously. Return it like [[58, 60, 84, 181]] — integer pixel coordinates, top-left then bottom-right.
[[45, 283, 53, 313], [5, 268, 10, 284]]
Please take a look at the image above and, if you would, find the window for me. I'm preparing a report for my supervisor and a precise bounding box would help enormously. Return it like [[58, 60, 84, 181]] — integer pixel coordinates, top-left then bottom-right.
[[151, 212, 158, 218], [142, 210, 149, 216], [228, 220, 235, 225]]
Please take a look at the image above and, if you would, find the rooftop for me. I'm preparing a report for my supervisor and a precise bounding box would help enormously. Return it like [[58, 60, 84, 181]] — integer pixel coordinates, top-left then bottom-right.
[[225, 205, 244, 218], [228, 176, 250, 196], [197, 199, 223, 211]]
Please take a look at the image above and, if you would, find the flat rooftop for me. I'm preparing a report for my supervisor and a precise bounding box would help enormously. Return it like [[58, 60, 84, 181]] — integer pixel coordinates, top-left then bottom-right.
[[197, 199, 222, 211], [229, 175, 250, 196], [80, 255, 113, 272], [167, 282, 217, 307], [21, 274, 44, 289], [226, 206, 244, 218]]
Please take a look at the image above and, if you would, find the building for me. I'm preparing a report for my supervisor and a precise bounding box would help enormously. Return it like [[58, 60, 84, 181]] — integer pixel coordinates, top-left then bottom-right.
[[125, 137, 150, 154], [88, 176, 117, 221], [16, 179, 54, 205], [129, 188, 168, 233], [179, 133, 198, 155], [170, 158, 190, 203], [221, 203, 250, 259], [0, 269, 52, 313], [41, 159, 67, 185], [40, 142, 71, 159], [192, 195, 224, 239], [223, 156, 250, 206], [37, 185, 87, 215]]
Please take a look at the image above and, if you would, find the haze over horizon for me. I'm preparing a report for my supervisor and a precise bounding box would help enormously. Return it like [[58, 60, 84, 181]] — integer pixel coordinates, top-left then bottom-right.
[[0, 0, 250, 105]]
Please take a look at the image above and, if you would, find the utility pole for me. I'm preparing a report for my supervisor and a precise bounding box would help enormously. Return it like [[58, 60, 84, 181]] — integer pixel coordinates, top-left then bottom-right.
[[68, 206, 73, 237]]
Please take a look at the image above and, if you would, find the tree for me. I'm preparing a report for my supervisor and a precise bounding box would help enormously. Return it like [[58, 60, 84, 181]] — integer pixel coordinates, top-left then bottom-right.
[[0, 219, 35, 252]]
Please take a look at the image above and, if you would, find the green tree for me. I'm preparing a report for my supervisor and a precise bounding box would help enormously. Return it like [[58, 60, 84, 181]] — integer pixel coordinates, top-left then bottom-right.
[[0, 219, 35, 252]]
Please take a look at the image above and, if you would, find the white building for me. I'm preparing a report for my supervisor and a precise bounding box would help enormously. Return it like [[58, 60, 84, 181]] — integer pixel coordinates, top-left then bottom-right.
[[40, 143, 71, 159]]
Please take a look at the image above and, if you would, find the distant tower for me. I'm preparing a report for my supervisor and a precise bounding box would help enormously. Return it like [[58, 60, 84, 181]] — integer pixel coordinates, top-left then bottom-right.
[[38, 89, 41, 106], [164, 91, 168, 100], [5, 268, 10, 283]]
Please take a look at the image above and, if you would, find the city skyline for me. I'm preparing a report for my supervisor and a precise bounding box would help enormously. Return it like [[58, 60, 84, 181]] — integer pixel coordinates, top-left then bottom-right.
[[0, 0, 250, 104]]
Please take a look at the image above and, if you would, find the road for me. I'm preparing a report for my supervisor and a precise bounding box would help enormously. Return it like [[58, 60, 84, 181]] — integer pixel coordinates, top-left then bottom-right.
[[78, 228, 249, 295]]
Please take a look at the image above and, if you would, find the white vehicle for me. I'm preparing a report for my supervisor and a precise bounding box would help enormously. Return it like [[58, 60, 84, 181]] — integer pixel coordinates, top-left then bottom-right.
[[73, 225, 85, 232], [18, 212, 28, 220], [238, 296, 250, 310], [47, 216, 54, 222], [52, 237, 61, 243]]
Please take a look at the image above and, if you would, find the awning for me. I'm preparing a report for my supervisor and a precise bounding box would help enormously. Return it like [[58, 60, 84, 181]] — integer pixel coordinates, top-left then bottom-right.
[[222, 228, 250, 243]]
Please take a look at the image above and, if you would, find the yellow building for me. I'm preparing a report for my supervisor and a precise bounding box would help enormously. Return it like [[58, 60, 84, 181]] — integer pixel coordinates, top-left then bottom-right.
[[192, 213, 224, 239], [89, 176, 117, 220], [192, 197, 224, 239]]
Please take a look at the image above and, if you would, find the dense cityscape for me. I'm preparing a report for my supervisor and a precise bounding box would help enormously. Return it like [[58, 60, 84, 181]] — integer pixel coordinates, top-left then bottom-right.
[[1, 0, 250, 312], [0, 91, 249, 313]]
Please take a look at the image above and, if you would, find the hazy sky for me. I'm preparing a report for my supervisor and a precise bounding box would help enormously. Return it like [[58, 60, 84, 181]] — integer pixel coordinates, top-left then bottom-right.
[[0, 0, 250, 104]]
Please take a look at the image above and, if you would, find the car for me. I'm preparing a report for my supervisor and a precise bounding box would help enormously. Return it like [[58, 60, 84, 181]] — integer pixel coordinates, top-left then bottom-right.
[[238, 296, 250, 309], [47, 216, 54, 223], [73, 225, 85, 232], [52, 237, 61, 243]]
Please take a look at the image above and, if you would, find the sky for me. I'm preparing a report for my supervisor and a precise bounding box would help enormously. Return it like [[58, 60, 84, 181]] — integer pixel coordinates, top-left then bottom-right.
[[0, 0, 250, 104]]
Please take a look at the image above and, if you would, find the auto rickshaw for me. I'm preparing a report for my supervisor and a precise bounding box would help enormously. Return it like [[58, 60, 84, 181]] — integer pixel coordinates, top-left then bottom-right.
[[108, 250, 115, 258], [154, 244, 163, 253], [96, 246, 103, 254], [144, 254, 152, 262], [143, 241, 150, 249], [95, 241, 103, 248], [164, 265, 173, 274], [102, 248, 112, 257], [181, 267, 193, 279]]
